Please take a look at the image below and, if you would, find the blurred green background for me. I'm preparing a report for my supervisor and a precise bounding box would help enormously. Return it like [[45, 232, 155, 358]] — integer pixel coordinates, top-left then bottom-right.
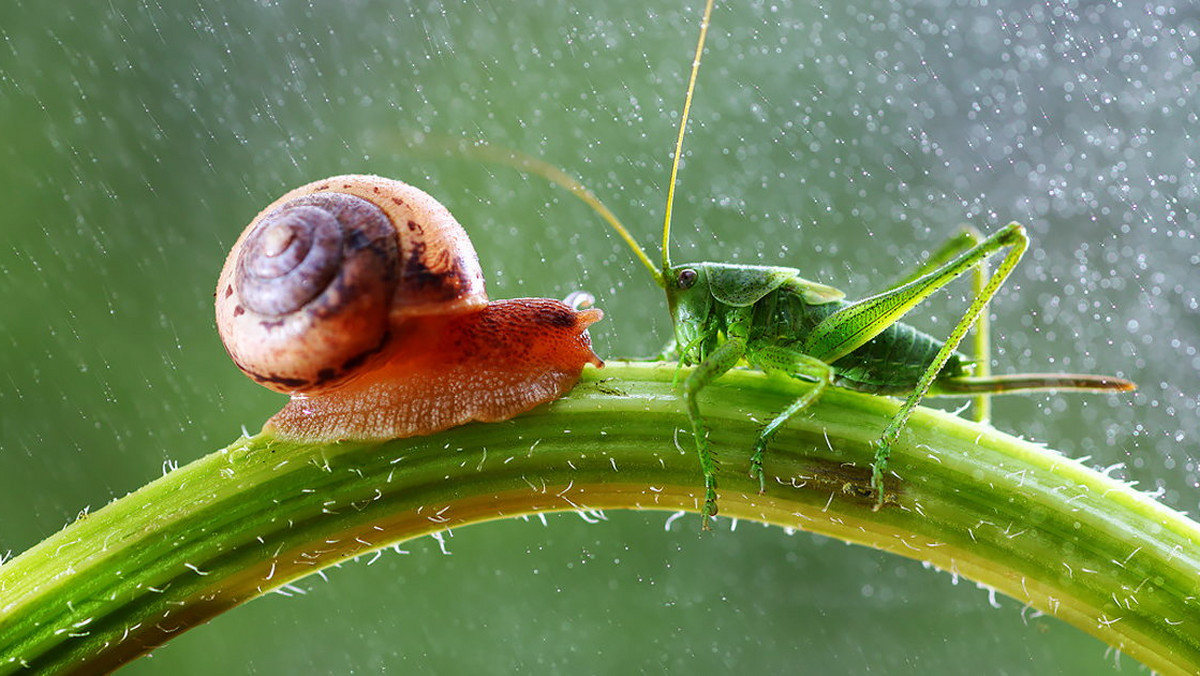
[[2, 0, 1196, 672]]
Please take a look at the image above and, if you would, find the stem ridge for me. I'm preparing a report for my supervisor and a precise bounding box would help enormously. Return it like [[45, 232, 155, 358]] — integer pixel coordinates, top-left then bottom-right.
[[0, 362, 1194, 674]]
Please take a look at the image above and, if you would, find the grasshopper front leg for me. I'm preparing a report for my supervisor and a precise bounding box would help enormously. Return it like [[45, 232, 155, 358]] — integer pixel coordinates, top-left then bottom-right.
[[681, 311, 752, 530]]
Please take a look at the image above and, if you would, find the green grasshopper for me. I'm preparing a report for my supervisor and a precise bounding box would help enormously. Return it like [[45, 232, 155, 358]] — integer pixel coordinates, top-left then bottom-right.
[[460, 0, 1135, 529], [583, 0, 1136, 528]]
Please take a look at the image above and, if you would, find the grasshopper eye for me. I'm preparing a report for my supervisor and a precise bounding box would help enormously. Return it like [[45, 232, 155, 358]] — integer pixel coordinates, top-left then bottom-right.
[[677, 269, 698, 289]]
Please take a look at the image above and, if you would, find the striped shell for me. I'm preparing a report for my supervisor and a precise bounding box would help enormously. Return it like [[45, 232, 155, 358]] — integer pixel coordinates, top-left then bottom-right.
[[215, 175, 487, 394]]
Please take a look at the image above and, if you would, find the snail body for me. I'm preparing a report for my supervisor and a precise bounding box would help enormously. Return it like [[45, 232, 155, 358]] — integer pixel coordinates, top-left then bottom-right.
[[216, 175, 603, 441]]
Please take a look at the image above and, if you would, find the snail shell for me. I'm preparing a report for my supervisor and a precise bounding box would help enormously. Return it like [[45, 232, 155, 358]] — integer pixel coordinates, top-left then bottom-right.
[[216, 175, 486, 394], [216, 175, 603, 441]]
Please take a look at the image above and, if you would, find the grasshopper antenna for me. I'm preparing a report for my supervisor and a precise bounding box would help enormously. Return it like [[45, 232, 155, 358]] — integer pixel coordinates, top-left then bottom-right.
[[398, 134, 665, 289], [468, 144, 665, 287], [394, 0, 716, 291], [661, 0, 715, 274]]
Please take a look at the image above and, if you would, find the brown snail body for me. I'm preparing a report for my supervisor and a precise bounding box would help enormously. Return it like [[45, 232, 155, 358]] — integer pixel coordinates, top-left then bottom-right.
[[216, 175, 603, 441]]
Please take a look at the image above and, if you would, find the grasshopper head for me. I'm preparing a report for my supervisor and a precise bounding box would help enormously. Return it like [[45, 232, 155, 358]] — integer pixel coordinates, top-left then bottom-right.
[[664, 263, 714, 358]]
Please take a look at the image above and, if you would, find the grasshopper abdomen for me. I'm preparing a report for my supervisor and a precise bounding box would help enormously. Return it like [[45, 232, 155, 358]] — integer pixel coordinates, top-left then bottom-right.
[[750, 283, 970, 396]]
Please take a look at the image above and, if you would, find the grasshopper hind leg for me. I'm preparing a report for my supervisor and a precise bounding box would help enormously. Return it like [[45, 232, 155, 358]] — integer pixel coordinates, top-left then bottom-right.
[[889, 226, 993, 424], [869, 223, 1030, 505]]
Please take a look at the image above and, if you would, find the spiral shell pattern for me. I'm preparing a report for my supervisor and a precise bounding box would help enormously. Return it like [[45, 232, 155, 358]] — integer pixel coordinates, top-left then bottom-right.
[[215, 175, 488, 393]]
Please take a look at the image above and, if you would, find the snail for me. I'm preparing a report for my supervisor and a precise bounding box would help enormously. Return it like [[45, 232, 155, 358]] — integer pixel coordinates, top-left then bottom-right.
[[215, 174, 604, 441]]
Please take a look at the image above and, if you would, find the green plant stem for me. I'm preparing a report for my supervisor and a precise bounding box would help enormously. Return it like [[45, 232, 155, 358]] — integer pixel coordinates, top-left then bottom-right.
[[0, 362, 1196, 674]]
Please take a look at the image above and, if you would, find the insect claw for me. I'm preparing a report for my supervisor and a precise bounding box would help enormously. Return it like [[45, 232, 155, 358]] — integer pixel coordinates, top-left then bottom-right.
[[869, 455, 889, 510], [700, 472, 720, 531], [749, 440, 768, 493]]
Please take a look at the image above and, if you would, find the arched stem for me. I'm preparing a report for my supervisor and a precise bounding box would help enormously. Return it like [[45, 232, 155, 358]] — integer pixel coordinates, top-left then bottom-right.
[[0, 362, 1196, 675]]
